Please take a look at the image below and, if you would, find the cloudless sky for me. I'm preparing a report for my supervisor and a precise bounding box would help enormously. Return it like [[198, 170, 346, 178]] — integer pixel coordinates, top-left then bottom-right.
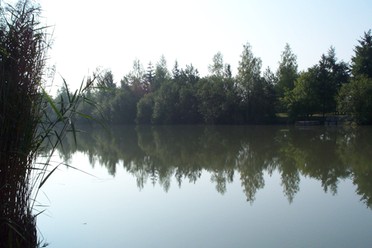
[[35, 0, 372, 90]]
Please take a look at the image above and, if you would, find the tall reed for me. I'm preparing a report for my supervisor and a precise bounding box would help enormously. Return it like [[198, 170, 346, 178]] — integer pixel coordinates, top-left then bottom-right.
[[0, 0, 46, 246], [0, 1, 97, 247]]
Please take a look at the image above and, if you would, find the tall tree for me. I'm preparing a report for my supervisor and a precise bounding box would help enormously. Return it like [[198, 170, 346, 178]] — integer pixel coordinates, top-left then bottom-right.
[[180, 64, 200, 85], [317, 47, 349, 115], [208, 52, 224, 77], [338, 30, 372, 124], [286, 47, 349, 119], [96, 70, 116, 97], [152, 80, 180, 124], [121, 59, 147, 96], [337, 76, 372, 124], [146, 62, 154, 90], [237, 43, 274, 123], [276, 43, 298, 110], [197, 77, 237, 124], [153, 55, 170, 92], [283, 68, 319, 119], [172, 60, 181, 81], [262, 67, 277, 118], [351, 30, 372, 78], [98, 70, 116, 89], [237, 42, 262, 101]]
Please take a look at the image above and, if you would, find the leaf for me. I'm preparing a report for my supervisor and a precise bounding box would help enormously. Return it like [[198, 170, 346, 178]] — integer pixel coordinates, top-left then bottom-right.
[[62, 76, 71, 103], [70, 121, 77, 145], [41, 86, 63, 120], [61, 162, 98, 178], [76, 111, 93, 120], [39, 165, 59, 189]]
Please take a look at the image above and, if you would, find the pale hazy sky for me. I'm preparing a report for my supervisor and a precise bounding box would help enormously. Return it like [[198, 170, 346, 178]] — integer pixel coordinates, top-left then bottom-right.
[[36, 0, 371, 89]]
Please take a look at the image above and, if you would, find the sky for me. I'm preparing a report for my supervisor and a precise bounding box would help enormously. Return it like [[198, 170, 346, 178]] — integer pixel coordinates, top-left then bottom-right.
[[34, 0, 372, 90]]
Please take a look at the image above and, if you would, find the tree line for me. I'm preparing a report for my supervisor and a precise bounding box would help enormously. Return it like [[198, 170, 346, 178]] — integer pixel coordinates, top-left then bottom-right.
[[57, 30, 372, 125]]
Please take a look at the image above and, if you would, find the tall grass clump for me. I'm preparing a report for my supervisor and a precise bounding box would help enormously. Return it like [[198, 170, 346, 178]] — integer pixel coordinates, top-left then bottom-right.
[[0, 0, 46, 246], [0, 0, 97, 247]]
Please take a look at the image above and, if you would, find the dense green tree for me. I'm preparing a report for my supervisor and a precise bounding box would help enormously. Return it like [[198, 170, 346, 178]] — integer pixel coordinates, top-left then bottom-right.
[[146, 62, 155, 90], [152, 63, 201, 124], [152, 80, 180, 124], [208, 51, 224, 77], [136, 93, 155, 124], [174, 64, 201, 123], [283, 68, 319, 119], [98, 70, 116, 89], [351, 30, 372, 78], [316, 47, 349, 116], [136, 56, 171, 124], [285, 48, 349, 119], [78, 70, 140, 124], [336, 30, 372, 124], [121, 59, 148, 97], [261, 67, 277, 119], [196, 75, 236, 124], [179, 64, 200, 85], [276, 43, 298, 110], [208, 51, 233, 78], [93, 70, 118, 122], [109, 85, 138, 124], [152, 55, 170, 92], [172, 60, 181, 80], [236, 43, 262, 121], [96, 70, 116, 98], [236, 43, 275, 123], [195, 52, 237, 123], [178, 82, 200, 123], [337, 76, 372, 124]]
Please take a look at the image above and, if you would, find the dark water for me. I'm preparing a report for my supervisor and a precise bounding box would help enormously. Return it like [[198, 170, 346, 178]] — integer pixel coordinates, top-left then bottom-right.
[[37, 125, 372, 247]]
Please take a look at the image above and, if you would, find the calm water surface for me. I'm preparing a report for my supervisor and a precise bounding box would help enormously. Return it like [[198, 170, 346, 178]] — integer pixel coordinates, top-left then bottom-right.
[[36, 125, 372, 248]]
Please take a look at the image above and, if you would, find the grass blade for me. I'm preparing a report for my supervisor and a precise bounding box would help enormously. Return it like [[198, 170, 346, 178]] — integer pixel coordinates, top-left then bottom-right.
[[39, 165, 59, 189], [42, 86, 63, 120], [62, 76, 71, 103]]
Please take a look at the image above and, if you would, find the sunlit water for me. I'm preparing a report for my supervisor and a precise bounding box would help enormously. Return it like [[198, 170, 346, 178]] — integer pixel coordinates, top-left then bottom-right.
[[36, 125, 372, 248]]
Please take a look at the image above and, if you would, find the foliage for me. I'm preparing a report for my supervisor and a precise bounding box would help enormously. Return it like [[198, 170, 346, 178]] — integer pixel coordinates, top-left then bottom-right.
[[208, 51, 225, 77], [152, 77, 201, 124], [152, 80, 181, 124], [316, 47, 349, 115], [337, 76, 372, 124], [136, 93, 155, 124], [276, 43, 298, 110], [152, 55, 170, 92], [196, 76, 236, 124], [337, 30, 372, 124], [236, 43, 276, 123], [64, 31, 370, 125], [351, 30, 372, 78], [285, 47, 349, 120], [283, 68, 319, 119]]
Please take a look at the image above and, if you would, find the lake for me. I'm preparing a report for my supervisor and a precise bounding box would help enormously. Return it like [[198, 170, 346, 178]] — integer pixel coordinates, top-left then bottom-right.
[[36, 125, 372, 248]]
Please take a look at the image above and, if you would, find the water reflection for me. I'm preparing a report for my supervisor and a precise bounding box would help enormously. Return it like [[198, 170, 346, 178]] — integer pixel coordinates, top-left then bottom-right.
[[57, 125, 372, 208]]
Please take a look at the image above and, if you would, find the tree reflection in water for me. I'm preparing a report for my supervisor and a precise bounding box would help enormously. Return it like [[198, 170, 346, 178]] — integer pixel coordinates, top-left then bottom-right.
[[56, 125, 372, 208]]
